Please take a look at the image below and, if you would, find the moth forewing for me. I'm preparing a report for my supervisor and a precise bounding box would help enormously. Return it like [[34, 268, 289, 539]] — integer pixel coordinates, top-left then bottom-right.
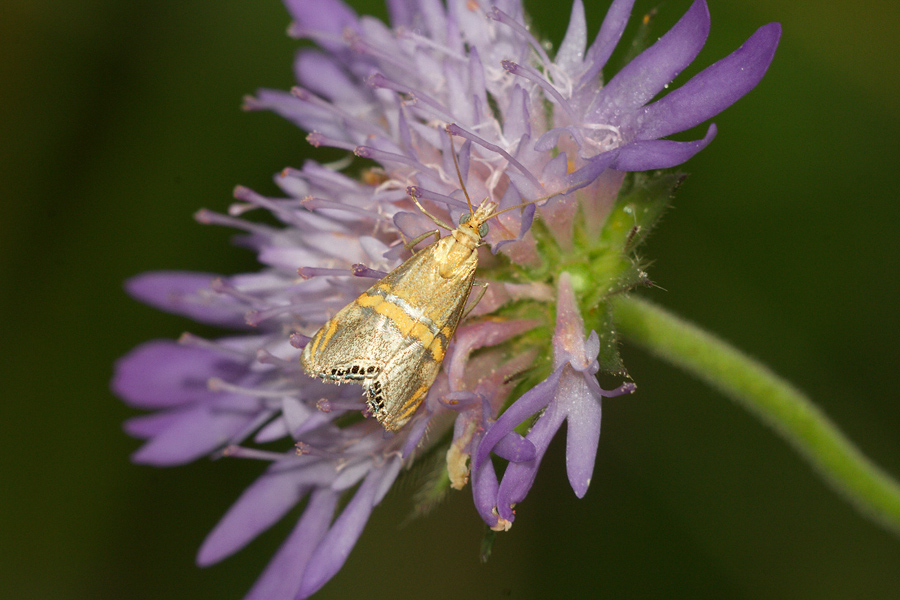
[[300, 201, 493, 431]]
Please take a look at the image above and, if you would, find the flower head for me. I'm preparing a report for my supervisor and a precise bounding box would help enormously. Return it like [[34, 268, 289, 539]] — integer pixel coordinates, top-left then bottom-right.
[[112, 0, 779, 597]]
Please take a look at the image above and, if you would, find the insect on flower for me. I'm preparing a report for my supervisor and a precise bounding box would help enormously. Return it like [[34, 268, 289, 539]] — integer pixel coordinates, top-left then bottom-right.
[[301, 128, 538, 431]]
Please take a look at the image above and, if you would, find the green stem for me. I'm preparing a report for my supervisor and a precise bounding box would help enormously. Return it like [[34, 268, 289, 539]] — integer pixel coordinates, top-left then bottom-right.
[[611, 294, 900, 537]]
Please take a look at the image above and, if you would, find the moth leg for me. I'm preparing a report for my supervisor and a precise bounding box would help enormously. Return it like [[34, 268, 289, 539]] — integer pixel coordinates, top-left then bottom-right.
[[462, 280, 488, 320], [405, 229, 440, 251]]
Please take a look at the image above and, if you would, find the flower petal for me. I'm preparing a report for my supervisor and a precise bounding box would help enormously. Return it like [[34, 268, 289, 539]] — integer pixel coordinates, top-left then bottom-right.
[[244, 488, 338, 600], [125, 272, 248, 328], [296, 464, 401, 598], [560, 371, 603, 498], [447, 319, 538, 390], [635, 22, 782, 140], [111, 340, 246, 409], [294, 50, 370, 107], [493, 431, 537, 463], [472, 367, 562, 473], [577, 0, 635, 89], [285, 0, 359, 47], [555, 0, 587, 75], [589, 0, 709, 117], [130, 399, 258, 466], [496, 388, 567, 521], [122, 411, 181, 439], [471, 449, 503, 530], [613, 123, 716, 171], [552, 272, 588, 370], [198, 461, 313, 566]]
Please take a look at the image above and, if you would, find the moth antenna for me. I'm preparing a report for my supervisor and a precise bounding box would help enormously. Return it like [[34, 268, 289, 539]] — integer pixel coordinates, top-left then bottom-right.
[[446, 125, 475, 215], [485, 196, 546, 221], [485, 176, 590, 222]]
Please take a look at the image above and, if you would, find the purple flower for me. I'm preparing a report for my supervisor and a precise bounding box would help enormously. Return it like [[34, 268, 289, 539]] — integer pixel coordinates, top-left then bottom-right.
[[472, 273, 636, 528], [112, 0, 779, 597]]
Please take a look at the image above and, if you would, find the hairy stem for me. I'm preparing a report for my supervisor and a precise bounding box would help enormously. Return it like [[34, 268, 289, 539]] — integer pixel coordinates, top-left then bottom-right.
[[612, 294, 900, 537]]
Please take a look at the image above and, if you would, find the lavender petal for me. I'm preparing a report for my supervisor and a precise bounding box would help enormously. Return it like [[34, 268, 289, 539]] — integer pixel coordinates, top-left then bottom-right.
[[472, 367, 562, 473], [125, 272, 248, 328], [493, 431, 537, 463], [496, 384, 567, 521], [613, 124, 716, 171], [198, 461, 311, 566], [590, 0, 710, 117], [130, 401, 257, 466], [111, 340, 245, 409], [577, 0, 635, 89], [635, 22, 783, 141], [560, 371, 603, 498], [296, 463, 400, 598], [244, 489, 338, 600]]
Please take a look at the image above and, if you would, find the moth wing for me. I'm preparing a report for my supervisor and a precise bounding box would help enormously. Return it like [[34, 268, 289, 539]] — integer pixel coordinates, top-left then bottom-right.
[[372, 343, 442, 431], [367, 241, 480, 430], [300, 283, 404, 381], [300, 236, 480, 430]]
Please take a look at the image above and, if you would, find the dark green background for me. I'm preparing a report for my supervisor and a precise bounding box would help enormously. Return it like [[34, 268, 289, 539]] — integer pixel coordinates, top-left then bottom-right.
[[3, 1, 898, 598]]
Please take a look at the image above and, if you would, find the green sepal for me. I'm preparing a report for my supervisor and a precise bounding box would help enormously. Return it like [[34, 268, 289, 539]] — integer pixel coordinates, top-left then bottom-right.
[[601, 170, 684, 254], [592, 300, 625, 375]]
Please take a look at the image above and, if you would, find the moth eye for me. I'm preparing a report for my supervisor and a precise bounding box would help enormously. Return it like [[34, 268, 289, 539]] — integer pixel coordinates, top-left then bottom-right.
[[459, 213, 472, 224], [478, 222, 489, 237]]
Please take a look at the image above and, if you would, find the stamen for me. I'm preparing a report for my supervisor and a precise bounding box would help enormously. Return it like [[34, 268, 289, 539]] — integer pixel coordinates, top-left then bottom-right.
[[295, 441, 342, 459], [177, 333, 256, 359], [256, 349, 299, 371], [488, 8, 556, 77], [405, 185, 469, 210], [396, 28, 468, 63], [366, 74, 454, 122], [290, 332, 310, 349], [581, 122, 623, 153], [446, 123, 543, 190], [285, 164, 363, 195], [446, 126, 474, 214], [297, 266, 358, 280], [501, 61, 579, 127], [291, 86, 383, 137], [229, 186, 317, 230], [219, 445, 290, 462], [209, 277, 262, 305], [439, 391, 483, 410], [299, 196, 383, 219], [607, 381, 637, 397], [355, 146, 439, 181], [207, 377, 290, 399], [194, 208, 273, 237], [345, 31, 414, 74], [240, 94, 265, 112], [246, 303, 310, 327], [305, 132, 356, 152], [316, 398, 367, 413], [352, 264, 389, 279]]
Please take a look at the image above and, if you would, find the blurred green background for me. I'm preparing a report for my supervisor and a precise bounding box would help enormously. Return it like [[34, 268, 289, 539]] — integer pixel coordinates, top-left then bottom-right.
[[3, 0, 899, 598]]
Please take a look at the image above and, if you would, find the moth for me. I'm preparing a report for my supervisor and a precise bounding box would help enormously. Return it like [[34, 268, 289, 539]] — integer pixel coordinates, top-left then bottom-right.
[[300, 132, 536, 431]]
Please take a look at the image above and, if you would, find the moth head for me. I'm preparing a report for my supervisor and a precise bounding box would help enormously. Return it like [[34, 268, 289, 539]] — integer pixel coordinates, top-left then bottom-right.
[[459, 212, 489, 238]]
